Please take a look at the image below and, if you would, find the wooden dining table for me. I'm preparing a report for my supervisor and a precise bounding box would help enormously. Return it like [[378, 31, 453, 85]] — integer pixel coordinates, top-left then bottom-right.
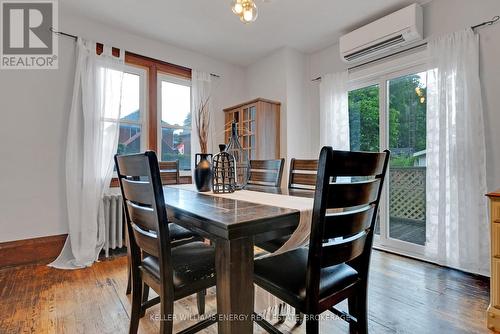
[[162, 185, 313, 334]]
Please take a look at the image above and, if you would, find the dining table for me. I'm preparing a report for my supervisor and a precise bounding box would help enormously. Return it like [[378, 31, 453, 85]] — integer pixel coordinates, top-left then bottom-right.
[[162, 184, 314, 334]]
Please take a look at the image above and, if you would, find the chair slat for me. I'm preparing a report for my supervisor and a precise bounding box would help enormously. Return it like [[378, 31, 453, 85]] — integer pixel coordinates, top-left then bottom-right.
[[292, 173, 317, 186], [160, 173, 179, 185], [320, 232, 367, 268], [127, 200, 157, 232], [248, 171, 279, 183], [326, 179, 380, 208], [323, 206, 375, 239], [158, 161, 178, 170], [116, 154, 149, 177], [250, 159, 283, 171], [292, 159, 318, 171], [121, 178, 154, 205], [131, 224, 159, 257], [330, 151, 388, 177]]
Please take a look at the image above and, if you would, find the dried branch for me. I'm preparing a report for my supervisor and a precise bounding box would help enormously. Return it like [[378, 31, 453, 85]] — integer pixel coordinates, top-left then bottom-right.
[[195, 95, 211, 154]]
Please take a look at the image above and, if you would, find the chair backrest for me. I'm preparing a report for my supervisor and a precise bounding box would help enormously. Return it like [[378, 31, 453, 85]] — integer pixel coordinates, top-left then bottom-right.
[[158, 160, 180, 185], [288, 158, 319, 190], [247, 159, 285, 188], [115, 152, 172, 282], [305, 147, 390, 311]]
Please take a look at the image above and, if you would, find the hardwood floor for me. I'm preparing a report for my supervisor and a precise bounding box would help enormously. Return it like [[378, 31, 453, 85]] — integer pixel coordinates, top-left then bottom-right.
[[0, 250, 491, 334]]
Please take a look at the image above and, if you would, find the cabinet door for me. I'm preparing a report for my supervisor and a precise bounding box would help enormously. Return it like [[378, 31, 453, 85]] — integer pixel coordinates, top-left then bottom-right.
[[225, 109, 239, 144], [241, 104, 257, 160], [255, 101, 279, 159]]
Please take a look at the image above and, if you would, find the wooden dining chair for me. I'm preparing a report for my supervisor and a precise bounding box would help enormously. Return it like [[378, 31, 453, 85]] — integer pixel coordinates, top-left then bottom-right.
[[288, 158, 319, 190], [257, 158, 319, 254], [159, 160, 180, 185], [125, 160, 203, 297], [247, 159, 285, 188], [115, 152, 217, 334], [253, 147, 390, 334]]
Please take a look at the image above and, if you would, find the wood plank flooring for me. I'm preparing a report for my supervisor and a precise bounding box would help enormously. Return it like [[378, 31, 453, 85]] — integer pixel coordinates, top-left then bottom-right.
[[0, 250, 491, 334]]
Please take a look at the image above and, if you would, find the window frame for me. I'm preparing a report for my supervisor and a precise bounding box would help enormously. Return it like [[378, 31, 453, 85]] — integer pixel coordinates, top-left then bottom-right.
[[157, 73, 192, 174], [106, 47, 193, 186], [115, 65, 149, 155]]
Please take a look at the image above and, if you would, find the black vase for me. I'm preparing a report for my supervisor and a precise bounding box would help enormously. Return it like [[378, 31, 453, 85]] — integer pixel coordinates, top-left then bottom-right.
[[194, 153, 213, 192]]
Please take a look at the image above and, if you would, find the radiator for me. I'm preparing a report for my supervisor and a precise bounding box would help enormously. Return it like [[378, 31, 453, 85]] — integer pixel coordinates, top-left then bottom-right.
[[102, 190, 125, 257]]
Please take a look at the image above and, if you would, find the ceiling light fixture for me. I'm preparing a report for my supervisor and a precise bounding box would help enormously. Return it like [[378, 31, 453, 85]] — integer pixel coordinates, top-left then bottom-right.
[[231, 0, 258, 24]]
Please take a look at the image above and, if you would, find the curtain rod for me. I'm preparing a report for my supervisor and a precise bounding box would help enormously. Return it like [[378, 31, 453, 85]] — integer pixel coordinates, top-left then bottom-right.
[[49, 27, 221, 79], [311, 15, 499, 82]]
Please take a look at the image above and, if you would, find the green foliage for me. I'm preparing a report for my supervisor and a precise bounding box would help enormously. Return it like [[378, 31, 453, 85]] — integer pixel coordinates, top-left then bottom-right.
[[348, 85, 379, 152], [348, 73, 427, 159], [390, 155, 417, 167]]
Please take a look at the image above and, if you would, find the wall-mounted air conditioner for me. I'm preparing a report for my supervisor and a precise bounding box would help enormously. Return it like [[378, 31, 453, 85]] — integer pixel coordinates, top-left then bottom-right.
[[339, 3, 423, 63]]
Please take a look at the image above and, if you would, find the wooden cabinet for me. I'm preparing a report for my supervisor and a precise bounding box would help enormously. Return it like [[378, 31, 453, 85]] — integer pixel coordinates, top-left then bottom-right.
[[223, 98, 280, 160], [488, 190, 500, 331]]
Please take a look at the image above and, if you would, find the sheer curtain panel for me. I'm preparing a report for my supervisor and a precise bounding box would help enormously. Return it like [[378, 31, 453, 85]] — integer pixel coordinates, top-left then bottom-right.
[[50, 39, 125, 269], [425, 29, 489, 275], [190, 70, 212, 170]]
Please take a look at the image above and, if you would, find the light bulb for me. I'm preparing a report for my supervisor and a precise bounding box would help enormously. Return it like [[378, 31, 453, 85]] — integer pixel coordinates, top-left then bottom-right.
[[232, 0, 243, 14], [243, 9, 253, 21], [240, 0, 258, 23], [234, 3, 243, 14]]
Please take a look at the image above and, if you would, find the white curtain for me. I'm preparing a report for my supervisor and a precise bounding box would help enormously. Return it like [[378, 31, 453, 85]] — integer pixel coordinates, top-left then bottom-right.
[[319, 71, 350, 150], [191, 70, 212, 170], [50, 39, 125, 269], [425, 29, 489, 275]]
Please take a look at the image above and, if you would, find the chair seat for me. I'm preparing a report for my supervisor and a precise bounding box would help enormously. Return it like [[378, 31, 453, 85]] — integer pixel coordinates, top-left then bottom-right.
[[142, 242, 216, 297], [169, 223, 201, 246], [254, 247, 359, 310]]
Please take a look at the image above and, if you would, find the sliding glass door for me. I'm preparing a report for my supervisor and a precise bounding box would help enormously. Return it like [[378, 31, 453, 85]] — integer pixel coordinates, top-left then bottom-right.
[[388, 72, 427, 247], [348, 65, 429, 257]]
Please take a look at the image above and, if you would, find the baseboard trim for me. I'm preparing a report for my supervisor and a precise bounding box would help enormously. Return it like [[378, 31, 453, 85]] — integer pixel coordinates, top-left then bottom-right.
[[0, 234, 67, 268]]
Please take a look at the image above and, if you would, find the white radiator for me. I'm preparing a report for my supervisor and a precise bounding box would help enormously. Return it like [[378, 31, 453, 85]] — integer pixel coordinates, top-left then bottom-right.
[[102, 190, 125, 257]]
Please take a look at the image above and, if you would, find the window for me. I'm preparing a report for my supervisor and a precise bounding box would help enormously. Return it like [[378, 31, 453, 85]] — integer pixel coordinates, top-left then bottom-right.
[[158, 75, 192, 171], [106, 50, 192, 186], [117, 69, 147, 155], [346, 52, 431, 257]]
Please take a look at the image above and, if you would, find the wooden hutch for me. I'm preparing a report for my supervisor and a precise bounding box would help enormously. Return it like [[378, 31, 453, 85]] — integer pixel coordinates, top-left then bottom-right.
[[488, 189, 500, 332], [223, 98, 280, 160]]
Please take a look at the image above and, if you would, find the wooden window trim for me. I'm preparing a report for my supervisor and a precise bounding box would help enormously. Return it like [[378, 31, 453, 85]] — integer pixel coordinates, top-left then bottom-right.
[[97, 43, 192, 187]]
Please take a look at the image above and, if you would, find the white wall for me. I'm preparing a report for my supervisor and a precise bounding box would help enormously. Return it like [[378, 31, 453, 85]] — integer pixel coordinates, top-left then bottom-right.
[[0, 8, 246, 243], [245, 48, 288, 163], [244, 47, 315, 185], [307, 0, 500, 191]]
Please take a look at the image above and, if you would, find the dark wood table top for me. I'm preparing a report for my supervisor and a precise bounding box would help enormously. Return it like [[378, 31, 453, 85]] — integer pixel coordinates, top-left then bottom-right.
[[163, 185, 304, 240]]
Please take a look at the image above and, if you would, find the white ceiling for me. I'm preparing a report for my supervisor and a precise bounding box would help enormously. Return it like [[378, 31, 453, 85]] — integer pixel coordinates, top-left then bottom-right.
[[61, 0, 431, 66]]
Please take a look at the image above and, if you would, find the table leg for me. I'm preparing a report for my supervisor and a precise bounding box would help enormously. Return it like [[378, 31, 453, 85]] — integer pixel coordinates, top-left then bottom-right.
[[215, 237, 254, 334]]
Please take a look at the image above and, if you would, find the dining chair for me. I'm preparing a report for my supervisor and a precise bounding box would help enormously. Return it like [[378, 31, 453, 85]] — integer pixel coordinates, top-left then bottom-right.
[[247, 159, 285, 188], [159, 160, 180, 185], [115, 152, 217, 334], [288, 158, 319, 190], [253, 147, 390, 334], [257, 158, 319, 254], [125, 160, 203, 299]]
